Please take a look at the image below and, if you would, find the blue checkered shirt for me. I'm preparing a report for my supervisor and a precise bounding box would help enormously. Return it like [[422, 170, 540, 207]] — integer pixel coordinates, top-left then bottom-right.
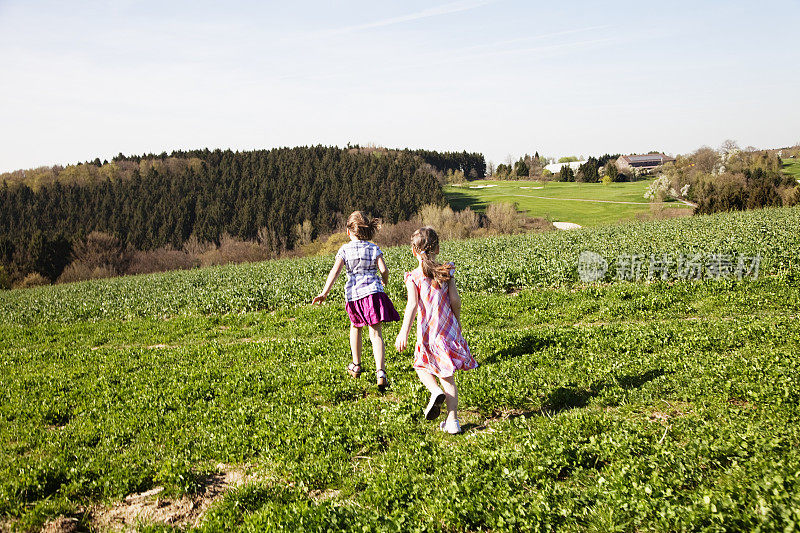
[[336, 240, 385, 302]]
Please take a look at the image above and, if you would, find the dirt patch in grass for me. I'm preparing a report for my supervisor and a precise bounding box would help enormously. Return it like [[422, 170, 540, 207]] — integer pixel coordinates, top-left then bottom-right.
[[459, 407, 538, 434], [309, 488, 341, 502], [648, 400, 691, 424], [489, 407, 537, 420], [89, 463, 257, 531], [41, 516, 81, 532]]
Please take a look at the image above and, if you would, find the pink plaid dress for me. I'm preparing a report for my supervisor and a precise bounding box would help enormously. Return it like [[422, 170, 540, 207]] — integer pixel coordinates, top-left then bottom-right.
[[404, 263, 477, 378]]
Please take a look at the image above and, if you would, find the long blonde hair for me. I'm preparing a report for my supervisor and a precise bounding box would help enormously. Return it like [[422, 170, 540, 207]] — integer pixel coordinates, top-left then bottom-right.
[[411, 227, 452, 286], [346, 211, 380, 240]]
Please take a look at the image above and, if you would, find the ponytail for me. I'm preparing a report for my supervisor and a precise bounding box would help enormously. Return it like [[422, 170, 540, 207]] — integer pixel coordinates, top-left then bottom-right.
[[411, 227, 451, 287], [346, 211, 381, 241], [421, 256, 452, 286]]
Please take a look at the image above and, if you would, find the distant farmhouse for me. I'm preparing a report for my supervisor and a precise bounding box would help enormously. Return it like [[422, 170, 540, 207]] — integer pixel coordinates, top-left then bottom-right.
[[616, 153, 675, 174]]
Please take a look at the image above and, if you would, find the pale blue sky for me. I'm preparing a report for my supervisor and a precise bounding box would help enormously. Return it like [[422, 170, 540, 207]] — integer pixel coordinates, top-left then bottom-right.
[[1, 0, 798, 173]]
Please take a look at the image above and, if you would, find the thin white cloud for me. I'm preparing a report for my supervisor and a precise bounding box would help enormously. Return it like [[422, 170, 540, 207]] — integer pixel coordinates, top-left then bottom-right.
[[273, 31, 617, 84], [454, 25, 611, 53], [319, 0, 499, 36], [455, 37, 616, 62]]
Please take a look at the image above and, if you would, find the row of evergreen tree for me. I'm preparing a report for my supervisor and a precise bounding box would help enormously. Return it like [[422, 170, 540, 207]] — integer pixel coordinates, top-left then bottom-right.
[[560, 154, 622, 182], [0, 146, 485, 282]]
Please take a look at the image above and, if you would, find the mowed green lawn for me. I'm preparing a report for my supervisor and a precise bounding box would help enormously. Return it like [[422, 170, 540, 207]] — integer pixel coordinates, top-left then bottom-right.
[[445, 179, 692, 227], [783, 158, 800, 180]]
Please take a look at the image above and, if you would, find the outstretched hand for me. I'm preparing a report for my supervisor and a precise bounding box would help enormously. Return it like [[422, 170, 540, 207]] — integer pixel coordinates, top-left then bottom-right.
[[311, 293, 327, 305]]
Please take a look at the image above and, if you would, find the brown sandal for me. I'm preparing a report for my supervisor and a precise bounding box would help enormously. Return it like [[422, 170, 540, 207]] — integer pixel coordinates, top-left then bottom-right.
[[347, 362, 362, 378], [376, 369, 388, 391]]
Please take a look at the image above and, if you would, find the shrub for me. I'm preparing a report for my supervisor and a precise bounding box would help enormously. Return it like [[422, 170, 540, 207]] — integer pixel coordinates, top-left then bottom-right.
[[644, 176, 676, 202], [57, 262, 118, 283], [298, 232, 349, 257], [57, 262, 94, 283], [183, 234, 214, 257], [127, 248, 199, 276], [17, 272, 49, 288], [445, 169, 466, 184], [419, 204, 481, 240], [485, 202, 522, 234], [199, 234, 269, 267], [72, 231, 132, 274], [781, 185, 800, 206], [315, 233, 350, 255], [293, 220, 314, 248], [520, 216, 555, 232], [419, 204, 453, 233], [445, 207, 480, 239], [374, 219, 420, 248]]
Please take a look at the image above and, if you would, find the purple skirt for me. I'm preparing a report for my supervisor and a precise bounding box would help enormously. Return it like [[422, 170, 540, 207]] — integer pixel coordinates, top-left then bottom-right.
[[345, 292, 401, 327]]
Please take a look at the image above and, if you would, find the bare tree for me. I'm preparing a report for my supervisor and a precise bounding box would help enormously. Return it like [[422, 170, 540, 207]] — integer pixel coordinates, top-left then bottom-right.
[[72, 231, 133, 275], [691, 146, 721, 174], [720, 139, 740, 154], [293, 219, 313, 248]]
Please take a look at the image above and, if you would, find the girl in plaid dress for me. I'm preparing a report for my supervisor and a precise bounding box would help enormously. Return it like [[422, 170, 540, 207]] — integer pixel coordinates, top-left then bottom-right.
[[394, 227, 477, 434], [313, 211, 400, 390]]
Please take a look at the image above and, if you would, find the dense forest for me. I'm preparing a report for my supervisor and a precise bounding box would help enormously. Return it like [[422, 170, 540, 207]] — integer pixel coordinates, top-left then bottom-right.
[[0, 146, 485, 284]]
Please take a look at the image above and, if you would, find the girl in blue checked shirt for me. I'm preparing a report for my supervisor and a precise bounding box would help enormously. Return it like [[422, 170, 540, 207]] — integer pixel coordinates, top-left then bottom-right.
[[313, 211, 400, 390]]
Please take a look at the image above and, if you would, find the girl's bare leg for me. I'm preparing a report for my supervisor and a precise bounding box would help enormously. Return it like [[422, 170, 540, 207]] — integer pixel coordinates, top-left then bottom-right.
[[367, 323, 385, 371], [415, 368, 443, 394], [350, 325, 362, 365], [438, 374, 458, 423]]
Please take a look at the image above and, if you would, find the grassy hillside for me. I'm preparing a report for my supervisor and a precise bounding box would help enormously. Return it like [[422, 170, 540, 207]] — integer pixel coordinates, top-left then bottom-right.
[[2, 207, 800, 531], [444, 179, 692, 227]]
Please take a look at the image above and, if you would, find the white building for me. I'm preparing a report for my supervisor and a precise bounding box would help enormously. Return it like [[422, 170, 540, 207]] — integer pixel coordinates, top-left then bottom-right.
[[544, 160, 586, 174]]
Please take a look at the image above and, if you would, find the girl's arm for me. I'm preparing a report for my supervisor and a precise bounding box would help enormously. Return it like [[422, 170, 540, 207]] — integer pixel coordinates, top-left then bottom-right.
[[376, 255, 389, 286], [394, 278, 418, 352], [448, 275, 462, 324], [312, 256, 345, 304]]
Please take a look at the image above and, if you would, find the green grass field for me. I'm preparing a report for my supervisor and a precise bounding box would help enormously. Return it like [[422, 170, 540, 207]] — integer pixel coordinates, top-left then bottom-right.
[[2, 207, 800, 531], [445, 179, 692, 227], [783, 158, 800, 180]]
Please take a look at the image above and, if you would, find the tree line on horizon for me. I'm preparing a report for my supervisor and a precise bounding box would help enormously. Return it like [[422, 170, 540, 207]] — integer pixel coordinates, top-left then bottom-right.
[[1, 141, 796, 290], [491, 153, 624, 183], [0, 146, 485, 286]]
